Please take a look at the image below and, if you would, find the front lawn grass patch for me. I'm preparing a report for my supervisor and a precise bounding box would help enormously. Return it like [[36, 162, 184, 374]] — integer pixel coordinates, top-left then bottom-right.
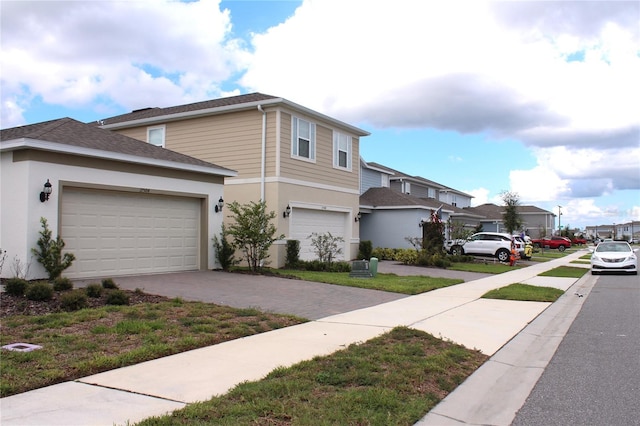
[[138, 327, 488, 426], [447, 262, 521, 274], [482, 284, 564, 302], [539, 266, 588, 278], [0, 299, 305, 397], [274, 270, 462, 295]]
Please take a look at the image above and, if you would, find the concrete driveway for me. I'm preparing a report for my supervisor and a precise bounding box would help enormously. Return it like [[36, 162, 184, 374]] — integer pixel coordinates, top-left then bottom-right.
[[73, 261, 489, 320]]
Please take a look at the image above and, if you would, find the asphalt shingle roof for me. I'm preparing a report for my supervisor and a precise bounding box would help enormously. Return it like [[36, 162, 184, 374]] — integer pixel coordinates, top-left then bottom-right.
[[96, 93, 278, 126], [1, 117, 235, 173]]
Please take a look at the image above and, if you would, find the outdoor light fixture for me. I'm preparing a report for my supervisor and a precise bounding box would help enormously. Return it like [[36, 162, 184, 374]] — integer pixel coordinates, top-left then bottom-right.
[[354, 212, 362, 222], [418, 219, 425, 227], [283, 204, 291, 218], [215, 197, 224, 213], [39, 179, 52, 202]]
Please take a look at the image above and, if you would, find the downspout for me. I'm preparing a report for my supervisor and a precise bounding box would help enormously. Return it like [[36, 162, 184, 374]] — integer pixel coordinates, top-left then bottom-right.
[[258, 105, 266, 201]]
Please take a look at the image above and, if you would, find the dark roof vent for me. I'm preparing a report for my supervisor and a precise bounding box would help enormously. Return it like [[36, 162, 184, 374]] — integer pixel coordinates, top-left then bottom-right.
[[131, 107, 155, 113]]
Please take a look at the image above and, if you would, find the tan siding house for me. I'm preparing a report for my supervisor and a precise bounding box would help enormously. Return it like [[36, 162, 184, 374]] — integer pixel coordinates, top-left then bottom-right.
[[99, 93, 369, 267]]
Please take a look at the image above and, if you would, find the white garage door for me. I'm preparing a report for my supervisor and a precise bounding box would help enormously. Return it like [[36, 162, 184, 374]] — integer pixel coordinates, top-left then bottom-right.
[[291, 209, 347, 261], [61, 188, 200, 278]]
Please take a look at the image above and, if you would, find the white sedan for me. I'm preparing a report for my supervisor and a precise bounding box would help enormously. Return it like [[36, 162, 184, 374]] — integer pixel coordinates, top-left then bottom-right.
[[590, 241, 638, 275]]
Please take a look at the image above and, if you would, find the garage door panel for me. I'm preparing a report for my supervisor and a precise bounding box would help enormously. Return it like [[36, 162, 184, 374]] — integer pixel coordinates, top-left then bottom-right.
[[62, 188, 200, 278], [291, 209, 346, 262]]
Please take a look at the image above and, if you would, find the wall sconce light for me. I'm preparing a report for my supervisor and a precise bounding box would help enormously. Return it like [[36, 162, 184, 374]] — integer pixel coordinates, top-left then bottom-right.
[[214, 197, 224, 213], [283, 204, 291, 218], [354, 212, 362, 222], [39, 179, 53, 202], [418, 219, 425, 227]]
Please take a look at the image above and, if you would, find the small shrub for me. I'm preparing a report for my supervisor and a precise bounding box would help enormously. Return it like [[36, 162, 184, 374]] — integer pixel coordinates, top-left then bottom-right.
[[358, 240, 373, 260], [53, 276, 74, 291], [212, 224, 238, 271], [31, 217, 76, 280], [85, 283, 103, 298], [106, 290, 130, 305], [25, 281, 54, 301], [60, 290, 88, 311], [101, 278, 118, 289], [285, 239, 300, 267], [4, 277, 28, 296]]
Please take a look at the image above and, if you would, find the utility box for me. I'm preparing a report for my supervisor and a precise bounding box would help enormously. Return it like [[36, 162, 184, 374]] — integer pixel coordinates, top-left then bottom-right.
[[369, 257, 378, 277], [349, 260, 372, 278]]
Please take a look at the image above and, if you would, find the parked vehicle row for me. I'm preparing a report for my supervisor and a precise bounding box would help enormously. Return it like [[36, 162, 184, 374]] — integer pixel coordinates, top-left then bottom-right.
[[531, 236, 572, 252]]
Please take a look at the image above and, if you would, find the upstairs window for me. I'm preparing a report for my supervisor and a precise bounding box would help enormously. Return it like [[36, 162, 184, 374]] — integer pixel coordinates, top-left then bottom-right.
[[381, 174, 389, 187], [292, 117, 315, 161], [147, 125, 165, 147], [333, 131, 352, 170]]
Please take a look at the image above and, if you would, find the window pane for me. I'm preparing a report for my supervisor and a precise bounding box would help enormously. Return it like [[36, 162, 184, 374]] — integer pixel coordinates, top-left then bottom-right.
[[339, 150, 347, 167], [299, 138, 310, 158], [148, 128, 164, 146]]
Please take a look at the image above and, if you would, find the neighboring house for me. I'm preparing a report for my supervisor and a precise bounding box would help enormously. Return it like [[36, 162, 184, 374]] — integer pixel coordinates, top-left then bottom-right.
[[367, 162, 473, 208], [586, 222, 640, 241], [98, 93, 370, 266], [0, 118, 236, 280], [359, 187, 446, 249], [464, 203, 555, 238], [358, 159, 555, 248]]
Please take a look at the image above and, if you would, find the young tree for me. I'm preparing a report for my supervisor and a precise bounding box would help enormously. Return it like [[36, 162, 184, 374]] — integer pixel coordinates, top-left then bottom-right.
[[31, 217, 76, 280], [501, 191, 523, 235], [225, 200, 284, 272], [309, 232, 344, 265]]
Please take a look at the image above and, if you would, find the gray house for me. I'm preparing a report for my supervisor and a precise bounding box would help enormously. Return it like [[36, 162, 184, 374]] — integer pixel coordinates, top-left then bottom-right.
[[358, 159, 556, 249]]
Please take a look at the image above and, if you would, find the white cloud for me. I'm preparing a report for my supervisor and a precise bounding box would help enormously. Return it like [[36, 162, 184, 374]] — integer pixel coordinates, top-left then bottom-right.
[[466, 188, 490, 207], [0, 0, 246, 126]]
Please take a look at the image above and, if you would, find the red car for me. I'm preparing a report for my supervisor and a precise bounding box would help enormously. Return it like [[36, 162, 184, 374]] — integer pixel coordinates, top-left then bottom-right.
[[531, 236, 572, 252], [571, 237, 587, 245]]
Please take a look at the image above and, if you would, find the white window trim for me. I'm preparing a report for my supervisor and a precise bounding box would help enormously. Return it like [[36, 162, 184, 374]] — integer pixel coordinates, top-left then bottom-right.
[[332, 131, 352, 171], [381, 174, 389, 188], [147, 125, 166, 148], [291, 117, 316, 162]]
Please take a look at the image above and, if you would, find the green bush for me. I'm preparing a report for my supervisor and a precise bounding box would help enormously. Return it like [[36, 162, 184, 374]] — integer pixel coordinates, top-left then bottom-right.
[[85, 283, 103, 298], [285, 239, 300, 267], [395, 249, 419, 265], [358, 240, 373, 260], [4, 277, 28, 296], [53, 276, 73, 291], [106, 290, 130, 305], [31, 217, 76, 280], [212, 224, 238, 271], [293, 260, 351, 272], [25, 281, 54, 301], [60, 290, 88, 311], [101, 278, 118, 289]]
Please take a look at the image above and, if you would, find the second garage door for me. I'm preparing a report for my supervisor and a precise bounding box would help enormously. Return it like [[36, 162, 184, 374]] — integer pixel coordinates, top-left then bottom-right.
[[290, 209, 347, 261], [61, 188, 201, 278]]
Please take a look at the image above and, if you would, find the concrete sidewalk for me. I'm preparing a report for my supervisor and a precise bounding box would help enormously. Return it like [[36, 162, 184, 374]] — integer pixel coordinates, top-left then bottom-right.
[[1, 251, 590, 426]]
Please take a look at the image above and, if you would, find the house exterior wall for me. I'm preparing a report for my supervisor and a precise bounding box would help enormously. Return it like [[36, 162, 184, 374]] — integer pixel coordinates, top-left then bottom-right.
[[360, 167, 385, 194], [0, 150, 223, 279], [360, 208, 425, 249], [111, 106, 363, 268]]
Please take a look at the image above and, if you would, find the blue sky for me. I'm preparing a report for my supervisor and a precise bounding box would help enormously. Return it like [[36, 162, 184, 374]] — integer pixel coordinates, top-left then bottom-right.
[[1, 0, 639, 231]]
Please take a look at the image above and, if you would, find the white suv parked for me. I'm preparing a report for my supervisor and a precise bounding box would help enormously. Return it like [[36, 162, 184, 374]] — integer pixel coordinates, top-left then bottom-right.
[[447, 232, 513, 262]]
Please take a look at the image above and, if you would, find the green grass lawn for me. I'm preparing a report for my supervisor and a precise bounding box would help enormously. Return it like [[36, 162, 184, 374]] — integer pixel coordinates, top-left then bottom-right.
[[538, 266, 589, 278], [274, 270, 463, 295], [0, 299, 305, 397], [137, 327, 487, 426], [482, 283, 565, 302]]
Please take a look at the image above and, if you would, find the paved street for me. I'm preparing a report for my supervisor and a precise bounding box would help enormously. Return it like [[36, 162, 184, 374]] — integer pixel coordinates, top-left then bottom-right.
[[512, 273, 640, 426]]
